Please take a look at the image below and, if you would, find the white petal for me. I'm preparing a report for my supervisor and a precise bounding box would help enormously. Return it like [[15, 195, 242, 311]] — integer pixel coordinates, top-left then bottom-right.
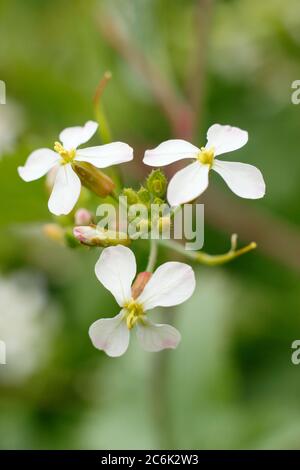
[[95, 245, 136, 307], [213, 159, 266, 199], [167, 161, 209, 206], [59, 120, 98, 150], [138, 262, 195, 311], [76, 142, 133, 168], [89, 311, 130, 357], [206, 124, 248, 156], [46, 164, 59, 189], [143, 139, 199, 167], [136, 320, 181, 352], [18, 149, 59, 182], [48, 164, 81, 215]]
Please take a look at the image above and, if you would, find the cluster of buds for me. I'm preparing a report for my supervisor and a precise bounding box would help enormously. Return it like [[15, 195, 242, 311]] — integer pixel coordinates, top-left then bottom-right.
[[120, 169, 170, 240]]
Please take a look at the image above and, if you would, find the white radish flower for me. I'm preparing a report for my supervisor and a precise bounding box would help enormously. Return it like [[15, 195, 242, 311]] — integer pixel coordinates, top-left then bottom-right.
[[18, 121, 133, 216], [0, 270, 59, 384], [143, 124, 266, 206], [89, 245, 196, 357]]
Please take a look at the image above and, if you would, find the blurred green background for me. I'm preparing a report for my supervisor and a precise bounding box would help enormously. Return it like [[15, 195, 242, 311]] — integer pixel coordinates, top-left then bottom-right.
[[1, 0, 300, 450]]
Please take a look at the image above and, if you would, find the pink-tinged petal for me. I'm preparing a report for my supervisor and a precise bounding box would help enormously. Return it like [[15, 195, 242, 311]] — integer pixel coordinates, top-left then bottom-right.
[[48, 164, 81, 215], [138, 262, 195, 311], [95, 245, 136, 306], [76, 142, 133, 168], [206, 124, 248, 157], [167, 161, 209, 206], [143, 140, 199, 167], [136, 320, 181, 352], [18, 149, 59, 182], [73, 226, 99, 245], [89, 311, 130, 357], [59, 121, 98, 150], [213, 160, 266, 199]]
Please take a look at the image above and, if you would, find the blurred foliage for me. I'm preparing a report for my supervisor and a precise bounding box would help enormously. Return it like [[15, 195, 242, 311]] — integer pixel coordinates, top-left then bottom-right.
[[0, 0, 300, 450]]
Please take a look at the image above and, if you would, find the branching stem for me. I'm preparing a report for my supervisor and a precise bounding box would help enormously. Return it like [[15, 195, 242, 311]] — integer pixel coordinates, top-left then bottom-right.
[[157, 235, 257, 266]]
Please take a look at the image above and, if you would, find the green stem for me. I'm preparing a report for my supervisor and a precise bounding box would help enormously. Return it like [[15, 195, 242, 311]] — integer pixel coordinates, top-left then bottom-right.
[[151, 349, 176, 448], [146, 239, 158, 272], [93, 71, 113, 144], [110, 190, 120, 203], [157, 236, 257, 266], [95, 106, 112, 144]]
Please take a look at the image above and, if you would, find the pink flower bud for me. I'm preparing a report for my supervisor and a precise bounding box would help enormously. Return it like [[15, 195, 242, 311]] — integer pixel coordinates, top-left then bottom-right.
[[73, 225, 130, 247], [74, 208, 93, 225], [131, 272, 152, 299]]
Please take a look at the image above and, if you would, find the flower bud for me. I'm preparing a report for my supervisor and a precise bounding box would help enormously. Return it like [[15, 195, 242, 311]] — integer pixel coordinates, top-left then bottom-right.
[[74, 208, 93, 225], [137, 186, 151, 206], [73, 225, 130, 247], [146, 169, 167, 198], [122, 188, 139, 205], [73, 161, 115, 198], [131, 272, 152, 299], [153, 197, 165, 205], [43, 223, 65, 244]]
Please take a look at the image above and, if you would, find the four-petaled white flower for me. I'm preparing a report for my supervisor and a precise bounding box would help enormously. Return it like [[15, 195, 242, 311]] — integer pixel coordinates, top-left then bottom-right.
[[143, 123, 266, 206], [89, 245, 196, 357], [18, 121, 133, 215]]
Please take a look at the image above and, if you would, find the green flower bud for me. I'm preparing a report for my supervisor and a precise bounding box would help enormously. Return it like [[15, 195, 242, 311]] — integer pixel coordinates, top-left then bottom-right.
[[153, 197, 165, 205], [146, 169, 167, 198], [73, 161, 115, 198], [137, 186, 151, 206], [122, 188, 139, 205]]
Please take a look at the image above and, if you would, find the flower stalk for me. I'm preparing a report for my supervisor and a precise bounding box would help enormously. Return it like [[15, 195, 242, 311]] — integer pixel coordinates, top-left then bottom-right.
[[93, 71, 113, 144], [157, 235, 257, 266], [146, 239, 158, 273]]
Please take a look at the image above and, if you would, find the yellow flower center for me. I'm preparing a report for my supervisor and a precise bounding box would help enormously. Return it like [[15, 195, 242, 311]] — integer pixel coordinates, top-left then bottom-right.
[[197, 146, 215, 167], [54, 141, 76, 164], [123, 299, 145, 330]]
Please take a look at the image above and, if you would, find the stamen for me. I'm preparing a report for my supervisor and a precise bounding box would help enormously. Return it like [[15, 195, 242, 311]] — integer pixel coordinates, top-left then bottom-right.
[[123, 299, 144, 330], [54, 141, 76, 164], [197, 147, 215, 167]]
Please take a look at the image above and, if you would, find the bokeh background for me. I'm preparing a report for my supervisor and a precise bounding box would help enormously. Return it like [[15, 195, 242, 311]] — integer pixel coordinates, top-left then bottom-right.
[[1, 0, 300, 449]]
